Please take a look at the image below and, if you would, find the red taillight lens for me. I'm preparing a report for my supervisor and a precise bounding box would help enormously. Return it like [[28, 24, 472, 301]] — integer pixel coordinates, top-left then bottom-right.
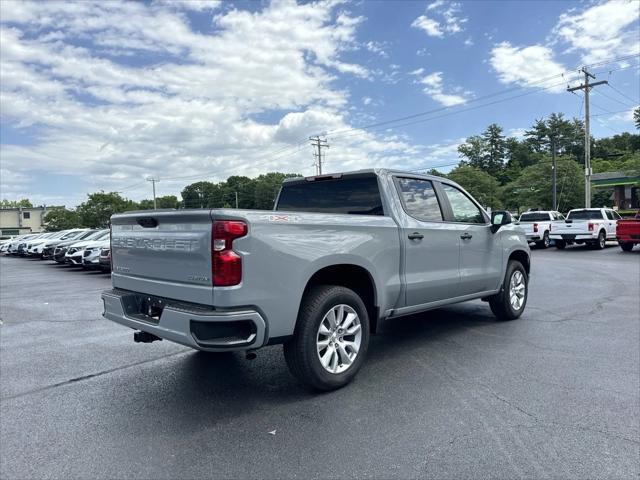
[[212, 220, 247, 286], [533, 223, 538, 233], [588, 222, 594, 231]]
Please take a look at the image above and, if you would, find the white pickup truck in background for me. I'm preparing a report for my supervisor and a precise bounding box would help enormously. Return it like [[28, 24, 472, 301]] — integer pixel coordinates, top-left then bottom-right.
[[550, 208, 621, 250], [517, 210, 564, 249]]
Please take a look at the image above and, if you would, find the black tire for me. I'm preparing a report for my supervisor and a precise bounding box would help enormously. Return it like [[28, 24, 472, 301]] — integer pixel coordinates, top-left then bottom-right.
[[536, 231, 550, 249], [620, 242, 634, 252], [284, 285, 370, 391], [489, 260, 528, 321], [594, 230, 606, 250], [555, 240, 566, 249]]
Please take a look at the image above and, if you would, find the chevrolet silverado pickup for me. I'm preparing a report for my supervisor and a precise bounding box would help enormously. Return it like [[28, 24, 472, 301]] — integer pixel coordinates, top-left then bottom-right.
[[550, 207, 620, 249], [102, 169, 531, 390], [517, 210, 564, 248], [617, 211, 640, 252]]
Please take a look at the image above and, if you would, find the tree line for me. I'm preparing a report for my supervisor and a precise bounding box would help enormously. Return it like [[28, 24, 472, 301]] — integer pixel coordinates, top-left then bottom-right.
[[20, 109, 639, 231], [435, 111, 639, 213]]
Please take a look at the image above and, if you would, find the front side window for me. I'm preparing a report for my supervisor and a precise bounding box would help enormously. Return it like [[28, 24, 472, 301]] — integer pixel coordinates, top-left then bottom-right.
[[396, 178, 443, 222], [442, 184, 485, 223], [605, 210, 615, 220]]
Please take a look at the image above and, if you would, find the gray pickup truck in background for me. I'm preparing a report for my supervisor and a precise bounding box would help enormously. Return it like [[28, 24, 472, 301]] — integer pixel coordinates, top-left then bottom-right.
[[102, 169, 531, 390]]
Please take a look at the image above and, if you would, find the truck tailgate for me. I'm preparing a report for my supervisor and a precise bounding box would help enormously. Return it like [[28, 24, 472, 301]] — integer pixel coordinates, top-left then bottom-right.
[[110, 210, 214, 305], [551, 220, 590, 234]]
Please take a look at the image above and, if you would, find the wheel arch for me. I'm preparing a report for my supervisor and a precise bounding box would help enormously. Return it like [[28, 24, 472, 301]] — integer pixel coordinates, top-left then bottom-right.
[[300, 264, 379, 334], [508, 249, 530, 275]]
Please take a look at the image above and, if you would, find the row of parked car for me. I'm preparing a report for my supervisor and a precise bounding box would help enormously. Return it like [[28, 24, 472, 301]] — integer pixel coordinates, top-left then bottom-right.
[[516, 207, 640, 251], [0, 228, 112, 270]]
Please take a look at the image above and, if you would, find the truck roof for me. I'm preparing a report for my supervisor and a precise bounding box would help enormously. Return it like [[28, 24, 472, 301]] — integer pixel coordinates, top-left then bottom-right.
[[282, 168, 448, 185]]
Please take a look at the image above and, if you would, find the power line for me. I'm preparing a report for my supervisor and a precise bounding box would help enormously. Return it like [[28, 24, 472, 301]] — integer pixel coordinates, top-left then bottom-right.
[[594, 88, 636, 108], [607, 83, 639, 105], [309, 136, 329, 175]]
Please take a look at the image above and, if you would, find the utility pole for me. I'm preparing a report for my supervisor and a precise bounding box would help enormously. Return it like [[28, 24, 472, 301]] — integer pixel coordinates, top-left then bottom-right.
[[551, 137, 557, 211], [147, 177, 159, 209], [234, 191, 238, 209], [310, 135, 329, 175], [567, 67, 607, 208]]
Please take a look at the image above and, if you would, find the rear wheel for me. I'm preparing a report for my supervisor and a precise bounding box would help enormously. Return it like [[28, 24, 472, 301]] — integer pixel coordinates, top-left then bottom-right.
[[555, 240, 566, 249], [284, 285, 370, 391], [489, 260, 528, 321], [593, 230, 606, 250], [620, 242, 634, 252], [536, 231, 550, 249]]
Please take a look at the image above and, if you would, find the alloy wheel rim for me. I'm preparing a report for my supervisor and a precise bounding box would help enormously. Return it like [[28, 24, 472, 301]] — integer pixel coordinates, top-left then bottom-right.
[[600, 234, 605, 248], [316, 304, 362, 374], [509, 270, 526, 311]]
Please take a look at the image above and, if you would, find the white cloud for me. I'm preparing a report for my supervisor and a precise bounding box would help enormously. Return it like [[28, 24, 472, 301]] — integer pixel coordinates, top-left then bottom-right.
[[0, 0, 428, 205], [412, 1, 467, 38], [490, 42, 566, 92], [364, 40, 389, 58], [411, 71, 468, 106], [553, 0, 640, 64], [412, 15, 443, 37]]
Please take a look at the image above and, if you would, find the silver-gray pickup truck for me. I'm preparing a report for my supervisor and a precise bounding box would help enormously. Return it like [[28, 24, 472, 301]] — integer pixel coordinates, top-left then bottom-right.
[[102, 169, 530, 390]]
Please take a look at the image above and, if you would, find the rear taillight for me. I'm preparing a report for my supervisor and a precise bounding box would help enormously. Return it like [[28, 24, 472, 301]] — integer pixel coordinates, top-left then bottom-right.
[[533, 223, 538, 233], [212, 220, 247, 286], [588, 222, 594, 231]]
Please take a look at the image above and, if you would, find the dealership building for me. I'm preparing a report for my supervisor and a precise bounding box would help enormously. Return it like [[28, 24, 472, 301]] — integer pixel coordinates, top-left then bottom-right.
[[0, 206, 61, 237]]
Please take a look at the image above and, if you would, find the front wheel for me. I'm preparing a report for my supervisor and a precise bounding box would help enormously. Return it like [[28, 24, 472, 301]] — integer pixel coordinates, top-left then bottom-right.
[[284, 285, 370, 391], [620, 242, 634, 252], [555, 239, 566, 249], [489, 260, 528, 321]]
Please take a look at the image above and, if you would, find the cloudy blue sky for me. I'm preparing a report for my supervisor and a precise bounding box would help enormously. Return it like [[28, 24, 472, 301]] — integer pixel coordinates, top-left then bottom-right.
[[1, 0, 638, 207]]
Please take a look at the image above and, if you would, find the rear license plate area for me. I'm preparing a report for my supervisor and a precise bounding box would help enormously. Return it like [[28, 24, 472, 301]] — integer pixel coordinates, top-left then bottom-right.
[[562, 235, 576, 240]]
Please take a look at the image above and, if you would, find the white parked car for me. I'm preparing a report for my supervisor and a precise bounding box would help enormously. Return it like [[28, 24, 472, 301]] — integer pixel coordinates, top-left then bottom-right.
[[81, 239, 110, 269], [550, 208, 621, 250], [517, 210, 564, 249], [26, 231, 69, 257], [64, 230, 110, 265]]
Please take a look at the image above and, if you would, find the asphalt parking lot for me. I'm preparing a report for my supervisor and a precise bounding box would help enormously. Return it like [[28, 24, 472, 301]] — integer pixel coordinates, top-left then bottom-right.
[[1, 246, 639, 480]]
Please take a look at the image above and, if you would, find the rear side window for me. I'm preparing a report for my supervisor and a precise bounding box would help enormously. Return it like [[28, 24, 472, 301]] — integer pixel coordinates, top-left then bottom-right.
[[276, 176, 383, 215], [441, 184, 486, 223], [396, 178, 443, 222]]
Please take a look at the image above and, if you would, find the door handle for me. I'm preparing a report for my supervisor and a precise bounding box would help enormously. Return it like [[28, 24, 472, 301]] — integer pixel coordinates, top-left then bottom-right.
[[460, 233, 473, 240], [408, 232, 424, 240]]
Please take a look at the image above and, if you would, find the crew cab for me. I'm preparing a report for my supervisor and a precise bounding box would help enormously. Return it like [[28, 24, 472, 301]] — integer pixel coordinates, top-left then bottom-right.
[[616, 211, 640, 252], [102, 169, 531, 390], [550, 208, 620, 250], [517, 210, 564, 248]]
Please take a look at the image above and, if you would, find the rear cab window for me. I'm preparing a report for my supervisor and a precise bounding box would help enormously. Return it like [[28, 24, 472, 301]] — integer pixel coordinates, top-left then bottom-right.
[[276, 174, 384, 215], [567, 210, 605, 220], [519, 212, 551, 222]]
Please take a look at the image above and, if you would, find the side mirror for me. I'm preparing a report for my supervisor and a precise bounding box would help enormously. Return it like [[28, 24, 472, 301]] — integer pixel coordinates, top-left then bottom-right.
[[490, 210, 512, 233]]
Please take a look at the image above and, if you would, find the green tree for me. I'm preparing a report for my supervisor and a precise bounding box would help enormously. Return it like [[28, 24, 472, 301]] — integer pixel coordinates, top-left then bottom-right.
[[482, 123, 506, 178], [180, 181, 220, 208], [502, 158, 584, 212], [634, 106, 640, 130], [1, 198, 33, 208], [458, 135, 486, 169], [252, 172, 301, 209], [447, 164, 502, 209], [138, 195, 180, 210], [525, 113, 585, 161], [76, 191, 136, 228], [43, 208, 80, 231]]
